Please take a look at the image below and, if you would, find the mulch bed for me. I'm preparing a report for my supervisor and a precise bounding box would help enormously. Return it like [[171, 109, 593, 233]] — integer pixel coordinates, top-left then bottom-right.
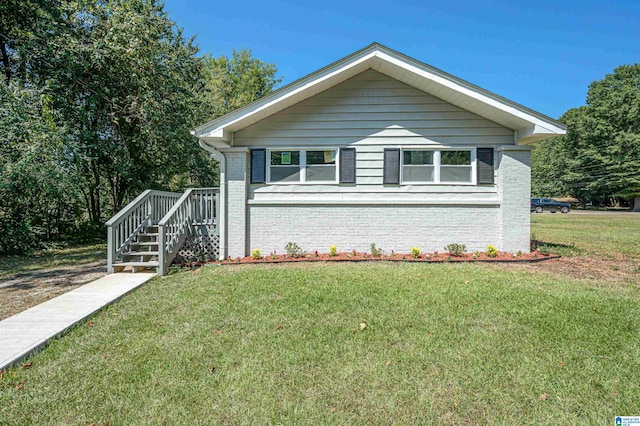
[[187, 250, 560, 267]]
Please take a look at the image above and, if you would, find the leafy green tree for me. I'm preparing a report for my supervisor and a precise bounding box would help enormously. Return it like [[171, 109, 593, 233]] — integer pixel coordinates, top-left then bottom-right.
[[0, 82, 82, 253], [0, 1, 281, 253], [531, 65, 640, 209], [200, 49, 282, 120], [531, 135, 571, 198]]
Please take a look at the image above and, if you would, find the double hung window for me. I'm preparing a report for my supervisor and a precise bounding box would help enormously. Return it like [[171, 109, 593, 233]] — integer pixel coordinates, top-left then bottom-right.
[[268, 149, 337, 183], [400, 149, 474, 184]]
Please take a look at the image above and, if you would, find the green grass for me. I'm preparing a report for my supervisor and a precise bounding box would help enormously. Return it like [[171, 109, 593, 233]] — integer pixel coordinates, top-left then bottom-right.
[[2, 263, 639, 425], [531, 213, 640, 258], [0, 244, 106, 279]]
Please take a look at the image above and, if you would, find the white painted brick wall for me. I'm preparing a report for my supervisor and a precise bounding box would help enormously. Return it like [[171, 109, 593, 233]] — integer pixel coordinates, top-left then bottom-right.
[[497, 147, 532, 253], [248, 205, 500, 255], [225, 152, 248, 258]]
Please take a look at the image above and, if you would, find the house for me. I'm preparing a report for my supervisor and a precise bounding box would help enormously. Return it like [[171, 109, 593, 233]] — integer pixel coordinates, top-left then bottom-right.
[[106, 43, 566, 275], [191, 43, 566, 260]]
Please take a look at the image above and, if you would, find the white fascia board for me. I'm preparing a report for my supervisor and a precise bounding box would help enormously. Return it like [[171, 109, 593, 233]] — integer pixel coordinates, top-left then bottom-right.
[[193, 43, 566, 145], [199, 136, 231, 149], [516, 124, 564, 144]]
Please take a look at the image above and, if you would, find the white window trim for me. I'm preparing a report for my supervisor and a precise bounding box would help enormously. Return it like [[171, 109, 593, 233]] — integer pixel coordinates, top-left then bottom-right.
[[400, 147, 477, 185], [265, 147, 340, 185]]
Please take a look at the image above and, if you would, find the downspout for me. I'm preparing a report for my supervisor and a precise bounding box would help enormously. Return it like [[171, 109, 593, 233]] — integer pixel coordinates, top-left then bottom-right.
[[199, 139, 227, 260]]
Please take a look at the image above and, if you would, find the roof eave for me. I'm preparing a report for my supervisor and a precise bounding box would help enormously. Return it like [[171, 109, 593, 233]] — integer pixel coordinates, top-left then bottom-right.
[[193, 43, 567, 144]]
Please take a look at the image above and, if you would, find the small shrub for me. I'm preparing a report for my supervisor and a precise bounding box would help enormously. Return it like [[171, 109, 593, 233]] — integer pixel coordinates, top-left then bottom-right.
[[370, 243, 383, 257], [433, 251, 440, 259], [446, 256, 451, 261], [444, 243, 466, 257], [285, 242, 304, 258], [537, 245, 550, 256], [197, 251, 206, 263], [486, 245, 498, 258], [251, 248, 261, 260], [329, 245, 337, 257], [472, 251, 479, 259], [390, 250, 396, 258], [271, 251, 277, 261], [314, 250, 319, 258], [516, 250, 523, 257], [410, 247, 421, 259]]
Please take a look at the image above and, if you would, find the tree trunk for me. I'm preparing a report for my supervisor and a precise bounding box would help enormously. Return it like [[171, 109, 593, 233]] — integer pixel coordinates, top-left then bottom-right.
[[633, 195, 640, 212], [0, 21, 12, 85]]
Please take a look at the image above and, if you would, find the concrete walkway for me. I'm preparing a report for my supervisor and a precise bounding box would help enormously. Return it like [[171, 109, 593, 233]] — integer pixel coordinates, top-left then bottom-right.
[[0, 272, 155, 370]]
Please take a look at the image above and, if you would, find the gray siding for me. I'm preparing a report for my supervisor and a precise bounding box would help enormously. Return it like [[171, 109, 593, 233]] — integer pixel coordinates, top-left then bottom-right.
[[234, 69, 510, 203], [235, 69, 512, 148]]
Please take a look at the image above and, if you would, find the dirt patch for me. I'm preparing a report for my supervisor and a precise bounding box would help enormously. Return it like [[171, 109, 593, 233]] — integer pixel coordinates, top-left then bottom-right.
[[487, 255, 640, 285], [0, 260, 106, 320]]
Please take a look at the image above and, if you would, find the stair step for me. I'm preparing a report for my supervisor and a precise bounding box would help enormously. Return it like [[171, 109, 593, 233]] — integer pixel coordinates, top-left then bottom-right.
[[131, 241, 158, 246], [138, 233, 158, 237], [112, 261, 159, 273], [114, 261, 159, 266], [123, 251, 159, 256]]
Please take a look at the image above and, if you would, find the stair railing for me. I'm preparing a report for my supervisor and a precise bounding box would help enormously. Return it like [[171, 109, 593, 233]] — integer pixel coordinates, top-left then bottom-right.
[[106, 190, 182, 273], [157, 189, 195, 276], [191, 188, 219, 225]]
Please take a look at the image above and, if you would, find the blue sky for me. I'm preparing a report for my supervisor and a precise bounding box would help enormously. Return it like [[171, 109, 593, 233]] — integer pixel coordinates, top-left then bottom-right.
[[163, 0, 639, 119]]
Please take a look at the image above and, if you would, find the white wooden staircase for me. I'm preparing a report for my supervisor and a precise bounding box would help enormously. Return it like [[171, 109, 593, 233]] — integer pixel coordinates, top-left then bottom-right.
[[113, 225, 160, 273], [106, 188, 218, 276]]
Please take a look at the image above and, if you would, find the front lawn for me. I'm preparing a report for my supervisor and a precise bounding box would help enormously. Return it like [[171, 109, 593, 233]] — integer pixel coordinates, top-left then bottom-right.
[[531, 213, 640, 258], [1, 263, 638, 424]]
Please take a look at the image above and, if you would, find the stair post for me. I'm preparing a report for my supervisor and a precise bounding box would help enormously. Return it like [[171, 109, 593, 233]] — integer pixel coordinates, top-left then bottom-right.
[[158, 225, 166, 276], [107, 225, 115, 274]]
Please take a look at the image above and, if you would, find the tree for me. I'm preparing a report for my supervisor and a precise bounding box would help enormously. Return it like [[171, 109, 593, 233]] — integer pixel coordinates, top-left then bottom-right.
[[200, 49, 282, 120], [0, 1, 281, 253], [0, 82, 82, 252], [531, 64, 640, 209]]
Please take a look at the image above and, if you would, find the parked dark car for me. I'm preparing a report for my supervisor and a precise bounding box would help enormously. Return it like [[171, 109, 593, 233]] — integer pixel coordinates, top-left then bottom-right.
[[530, 198, 571, 213]]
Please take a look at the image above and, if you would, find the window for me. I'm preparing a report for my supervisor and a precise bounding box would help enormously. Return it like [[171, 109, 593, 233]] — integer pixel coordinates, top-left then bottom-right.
[[440, 150, 472, 183], [270, 151, 300, 182], [402, 150, 434, 182], [306, 150, 336, 182], [401, 149, 475, 184], [267, 149, 338, 183]]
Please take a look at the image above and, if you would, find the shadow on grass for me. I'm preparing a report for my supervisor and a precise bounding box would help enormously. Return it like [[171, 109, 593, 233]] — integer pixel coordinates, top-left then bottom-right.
[[531, 239, 583, 256], [0, 264, 106, 290]]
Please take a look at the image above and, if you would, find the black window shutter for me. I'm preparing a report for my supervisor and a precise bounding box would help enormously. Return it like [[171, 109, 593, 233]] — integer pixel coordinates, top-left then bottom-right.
[[250, 149, 266, 184], [339, 148, 356, 183], [477, 147, 494, 184], [383, 148, 400, 184]]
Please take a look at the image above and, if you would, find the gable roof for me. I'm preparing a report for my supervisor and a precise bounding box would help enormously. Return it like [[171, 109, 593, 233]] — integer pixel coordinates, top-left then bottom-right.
[[193, 43, 566, 147]]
